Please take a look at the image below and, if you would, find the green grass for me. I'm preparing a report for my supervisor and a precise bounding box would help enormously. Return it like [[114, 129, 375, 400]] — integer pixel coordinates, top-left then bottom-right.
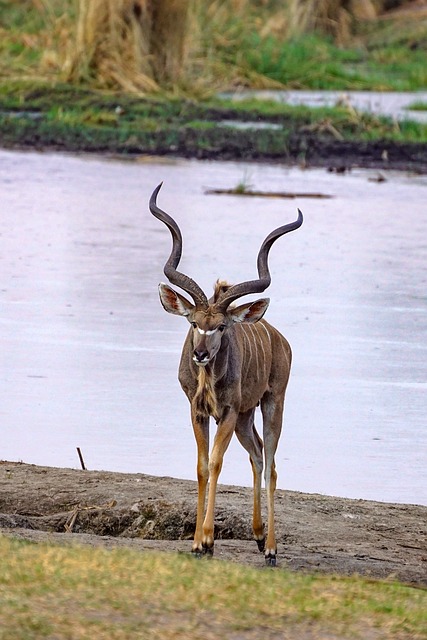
[[0, 536, 426, 639], [0, 0, 72, 77], [238, 29, 427, 91], [406, 101, 427, 112], [1, 81, 427, 162], [1, 82, 427, 155]]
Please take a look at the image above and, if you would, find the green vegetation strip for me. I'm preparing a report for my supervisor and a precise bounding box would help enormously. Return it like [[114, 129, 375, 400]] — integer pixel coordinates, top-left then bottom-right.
[[1, 82, 427, 161], [0, 537, 426, 639]]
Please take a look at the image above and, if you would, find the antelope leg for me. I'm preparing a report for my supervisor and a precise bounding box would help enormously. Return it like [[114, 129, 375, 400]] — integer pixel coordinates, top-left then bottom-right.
[[235, 408, 265, 550], [261, 392, 284, 566], [202, 408, 237, 553], [191, 414, 209, 556]]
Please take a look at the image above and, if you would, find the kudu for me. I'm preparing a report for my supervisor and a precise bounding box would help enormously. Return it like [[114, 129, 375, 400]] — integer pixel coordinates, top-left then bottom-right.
[[149, 183, 303, 565]]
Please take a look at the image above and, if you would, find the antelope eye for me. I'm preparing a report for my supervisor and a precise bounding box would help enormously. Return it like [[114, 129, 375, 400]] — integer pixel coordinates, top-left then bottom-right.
[[191, 322, 197, 329], [219, 324, 226, 332]]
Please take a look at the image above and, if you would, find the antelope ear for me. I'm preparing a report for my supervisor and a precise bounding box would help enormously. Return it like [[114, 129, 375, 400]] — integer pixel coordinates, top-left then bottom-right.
[[158, 283, 194, 317], [229, 298, 270, 324]]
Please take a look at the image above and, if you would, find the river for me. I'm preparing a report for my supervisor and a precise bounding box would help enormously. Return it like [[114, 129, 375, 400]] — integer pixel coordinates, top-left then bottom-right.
[[1, 149, 426, 505]]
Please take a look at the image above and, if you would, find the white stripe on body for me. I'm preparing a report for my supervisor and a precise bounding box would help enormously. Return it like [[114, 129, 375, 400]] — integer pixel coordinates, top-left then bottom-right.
[[253, 323, 267, 379], [248, 325, 259, 370], [258, 320, 272, 346], [241, 325, 252, 363]]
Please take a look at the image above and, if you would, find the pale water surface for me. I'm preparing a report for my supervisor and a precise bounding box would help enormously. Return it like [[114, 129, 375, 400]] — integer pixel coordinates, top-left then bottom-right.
[[1, 149, 426, 505], [221, 89, 427, 123]]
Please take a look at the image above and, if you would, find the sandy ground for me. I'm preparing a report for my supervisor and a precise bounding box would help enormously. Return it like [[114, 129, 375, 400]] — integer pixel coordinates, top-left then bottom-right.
[[1, 461, 426, 586]]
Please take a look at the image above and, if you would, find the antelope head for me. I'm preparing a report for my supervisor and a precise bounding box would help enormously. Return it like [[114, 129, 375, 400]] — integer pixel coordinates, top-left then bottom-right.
[[149, 182, 302, 367], [158, 279, 270, 366]]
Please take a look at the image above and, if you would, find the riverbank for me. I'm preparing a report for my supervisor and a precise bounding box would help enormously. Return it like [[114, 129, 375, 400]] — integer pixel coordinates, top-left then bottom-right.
[[1, 82, 427, 173], [1, 461, 426, 586]]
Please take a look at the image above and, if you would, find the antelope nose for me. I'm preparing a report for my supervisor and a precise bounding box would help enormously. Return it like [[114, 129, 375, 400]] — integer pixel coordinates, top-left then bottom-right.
[[194, 348, 209, 362]]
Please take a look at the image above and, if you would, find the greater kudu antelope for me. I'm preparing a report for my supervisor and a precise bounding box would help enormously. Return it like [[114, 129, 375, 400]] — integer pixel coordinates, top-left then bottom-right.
[[149, 183, 303, 565]]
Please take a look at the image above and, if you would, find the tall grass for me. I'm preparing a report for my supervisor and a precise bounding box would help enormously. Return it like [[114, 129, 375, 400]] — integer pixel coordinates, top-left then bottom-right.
[[287, 0, 380, 44], [188, 0, 289, 91], [0, 1, 426, 92], [64, 0, 194, 92]]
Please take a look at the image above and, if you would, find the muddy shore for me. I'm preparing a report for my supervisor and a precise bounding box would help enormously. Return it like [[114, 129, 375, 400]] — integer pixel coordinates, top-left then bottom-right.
[[1, 462, 425, 586], [2, 131, 427, 174]]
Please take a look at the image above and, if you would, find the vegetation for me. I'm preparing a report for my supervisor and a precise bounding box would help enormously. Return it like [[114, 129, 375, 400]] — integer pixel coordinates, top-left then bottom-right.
[[406, 100, 427, 111], [0, 536, 426, 639], [0, 2, 426, 160], [1, 81, 426, 161], [1, 1, 427, 93], [1, 5, 426, 636]]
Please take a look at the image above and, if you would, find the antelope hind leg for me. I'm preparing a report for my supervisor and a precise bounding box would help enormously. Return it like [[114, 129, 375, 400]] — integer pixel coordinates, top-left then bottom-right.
[[235, 409, 265, 552], [261, 393, 285, 567]]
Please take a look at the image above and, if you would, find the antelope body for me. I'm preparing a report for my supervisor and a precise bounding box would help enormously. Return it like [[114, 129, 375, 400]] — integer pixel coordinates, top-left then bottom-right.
[[149, 183, 302, 565]]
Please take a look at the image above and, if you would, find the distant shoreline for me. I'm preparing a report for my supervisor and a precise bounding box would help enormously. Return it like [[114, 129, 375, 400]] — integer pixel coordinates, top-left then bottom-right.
[[2, 138, 427, 175]]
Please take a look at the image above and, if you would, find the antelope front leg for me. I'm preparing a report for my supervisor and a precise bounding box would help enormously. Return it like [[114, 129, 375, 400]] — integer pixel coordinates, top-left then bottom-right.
[[191, 413, 209, 556], [202, 408, 237, 554]]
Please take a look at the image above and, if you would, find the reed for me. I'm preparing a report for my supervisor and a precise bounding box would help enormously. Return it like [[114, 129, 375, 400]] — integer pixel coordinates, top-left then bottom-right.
[[1, 1, 424, 92], [64, 0, 194, 92], [287, 0, 380, 44]]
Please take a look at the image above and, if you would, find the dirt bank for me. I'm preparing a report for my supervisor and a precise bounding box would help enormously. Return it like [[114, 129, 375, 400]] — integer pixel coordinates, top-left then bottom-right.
[[1, 462, 425, 586], [2, 126, 427, 174]]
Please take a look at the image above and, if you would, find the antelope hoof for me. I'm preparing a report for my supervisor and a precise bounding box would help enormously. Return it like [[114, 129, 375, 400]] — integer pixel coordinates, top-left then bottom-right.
[[191, 543, 213, 558], [256, 537, 266, 553], [265, 552, 277, 567], [202, 542, 214, 557]]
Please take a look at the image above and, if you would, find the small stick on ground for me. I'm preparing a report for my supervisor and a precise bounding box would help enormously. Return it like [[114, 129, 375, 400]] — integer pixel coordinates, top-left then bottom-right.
[[76, 447, 87, 471]]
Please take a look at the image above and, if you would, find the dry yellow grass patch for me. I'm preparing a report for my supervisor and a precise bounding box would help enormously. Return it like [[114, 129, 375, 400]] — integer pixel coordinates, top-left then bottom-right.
[[63, 0, 195, 92]]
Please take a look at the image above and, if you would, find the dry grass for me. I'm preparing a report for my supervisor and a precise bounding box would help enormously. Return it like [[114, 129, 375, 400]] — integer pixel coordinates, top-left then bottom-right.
[[285, 1, 427, 44], [287, 0, 380, 44], [1, 0, 196, 92], [63, 0, 195, 92], [58, 0, 280, 93]]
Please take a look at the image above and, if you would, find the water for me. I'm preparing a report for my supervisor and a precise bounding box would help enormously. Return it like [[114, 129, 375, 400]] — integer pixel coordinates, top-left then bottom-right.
[[1, 149, 426, 505], [220, 89, 427, 123]]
